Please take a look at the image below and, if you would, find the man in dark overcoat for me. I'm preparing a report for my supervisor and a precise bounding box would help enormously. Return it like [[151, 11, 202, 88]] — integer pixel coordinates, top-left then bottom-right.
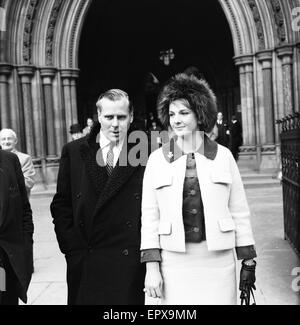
[[229, 115, 243, 161], [50, 89, 146, 305], [215, 112, 230, 148], [0, 149, 34, 305]]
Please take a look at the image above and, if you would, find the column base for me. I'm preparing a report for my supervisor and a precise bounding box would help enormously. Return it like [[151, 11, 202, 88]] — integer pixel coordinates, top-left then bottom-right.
[[238, 146, 279, 172]]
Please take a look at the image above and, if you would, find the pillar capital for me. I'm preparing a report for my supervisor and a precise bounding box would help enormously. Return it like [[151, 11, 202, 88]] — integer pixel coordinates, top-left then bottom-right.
[[276, 45, 293, 64], [234, 54, 254, 67], [60, 69, 79, 79], [40, 67, 57, 78], [256, 50, 273, 62], [17, 65, 35, 77], [17, 65, 35, 84], [256, 50, 273, 70], [0, 63, 13, 75], [40, 67, 57, 85]]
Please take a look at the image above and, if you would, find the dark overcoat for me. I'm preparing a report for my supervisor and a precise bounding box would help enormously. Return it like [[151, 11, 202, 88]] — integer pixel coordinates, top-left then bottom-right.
[[0, 150, 34, 303], [50, 123, 146, 305]]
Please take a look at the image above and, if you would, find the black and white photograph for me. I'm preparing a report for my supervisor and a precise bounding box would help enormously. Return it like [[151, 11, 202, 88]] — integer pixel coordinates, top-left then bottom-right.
[[0, 0, 300, 309]]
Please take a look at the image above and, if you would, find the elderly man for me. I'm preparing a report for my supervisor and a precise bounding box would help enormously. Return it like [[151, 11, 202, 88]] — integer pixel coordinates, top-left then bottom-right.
[[0, 149, 34, 305], [51, 89, 146, 305], [0, 129, 35, 195]]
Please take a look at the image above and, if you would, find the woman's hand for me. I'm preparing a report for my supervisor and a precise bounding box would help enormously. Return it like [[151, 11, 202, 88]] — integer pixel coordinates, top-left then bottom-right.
[[144, 262, 163, 299]]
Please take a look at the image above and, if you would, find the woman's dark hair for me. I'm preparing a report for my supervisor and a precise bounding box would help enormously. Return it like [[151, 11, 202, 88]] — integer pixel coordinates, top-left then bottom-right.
[[157, 73, 217, 132]]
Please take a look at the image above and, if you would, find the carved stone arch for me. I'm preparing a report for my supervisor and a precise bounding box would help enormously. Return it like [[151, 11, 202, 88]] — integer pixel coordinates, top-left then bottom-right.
[[6, 0, 26, 64], [267, 0, 288, 45], [58, 0, 92, 69], [30, 0, 55, 67], [281, 0, 297, 43], [219, 0, 254, 56], [245, 0, 267, 51], [256, 0, 277, 49]]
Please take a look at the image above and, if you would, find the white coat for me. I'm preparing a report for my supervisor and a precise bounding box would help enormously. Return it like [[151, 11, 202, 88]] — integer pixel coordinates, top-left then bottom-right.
[[141, 138, 255, 253]]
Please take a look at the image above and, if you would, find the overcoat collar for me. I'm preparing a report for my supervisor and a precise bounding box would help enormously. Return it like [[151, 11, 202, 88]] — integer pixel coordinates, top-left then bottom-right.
[[162, 135, 218, 163], [79, 122, 138, 215]]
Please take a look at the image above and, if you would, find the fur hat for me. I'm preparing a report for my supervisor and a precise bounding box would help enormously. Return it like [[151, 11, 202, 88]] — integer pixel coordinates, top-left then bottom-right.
[[157, 73, 217, 133]]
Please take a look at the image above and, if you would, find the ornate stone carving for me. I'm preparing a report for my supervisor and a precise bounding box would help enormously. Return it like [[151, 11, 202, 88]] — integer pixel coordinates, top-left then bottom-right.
[[46, 0, 63, 66], [23, 0, 39, 64], [69, 0, 89, 67], [269, 0, 286, 44], [247, 0, 265, 50], [222, 0, 243, 55]]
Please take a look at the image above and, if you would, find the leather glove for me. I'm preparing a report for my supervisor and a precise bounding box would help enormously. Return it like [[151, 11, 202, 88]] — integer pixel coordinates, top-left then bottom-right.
[[239, 260, 256, 305]]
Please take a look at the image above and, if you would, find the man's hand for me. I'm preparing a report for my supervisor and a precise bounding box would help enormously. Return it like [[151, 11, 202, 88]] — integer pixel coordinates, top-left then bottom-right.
[[144, 262, 163, 299], [240, 259, 256, 305]]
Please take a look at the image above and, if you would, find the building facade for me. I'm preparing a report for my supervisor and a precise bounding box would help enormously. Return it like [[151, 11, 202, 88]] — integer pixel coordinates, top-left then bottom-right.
[[0, 0, 300, 182]]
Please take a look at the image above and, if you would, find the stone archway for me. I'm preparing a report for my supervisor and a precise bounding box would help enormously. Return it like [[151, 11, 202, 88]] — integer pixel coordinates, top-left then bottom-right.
[[0, 0, 299, 181]]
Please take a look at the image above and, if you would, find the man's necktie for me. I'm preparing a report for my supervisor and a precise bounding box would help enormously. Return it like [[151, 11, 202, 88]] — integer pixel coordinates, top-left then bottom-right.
[[106, 144, 114, 176]]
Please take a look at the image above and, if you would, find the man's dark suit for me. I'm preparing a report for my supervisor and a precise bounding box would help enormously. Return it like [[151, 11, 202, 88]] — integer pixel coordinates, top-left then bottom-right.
[[216, 121, 229, 147], [0, 149, 33, 304], [50, 123, 146, 305]]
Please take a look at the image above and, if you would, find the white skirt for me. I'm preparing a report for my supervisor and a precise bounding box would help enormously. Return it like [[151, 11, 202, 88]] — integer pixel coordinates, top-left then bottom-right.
[[146, 242, 237, 305]]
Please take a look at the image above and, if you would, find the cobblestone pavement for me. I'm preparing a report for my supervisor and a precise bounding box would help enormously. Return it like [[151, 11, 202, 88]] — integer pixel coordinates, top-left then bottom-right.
[[22, 186, 300, 305]]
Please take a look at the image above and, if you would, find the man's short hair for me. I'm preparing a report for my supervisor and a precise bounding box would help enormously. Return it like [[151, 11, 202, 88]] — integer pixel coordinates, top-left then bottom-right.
[[96, 89, 133, 113], [157, 74, 217, 133], [0, 128, 18, 140]]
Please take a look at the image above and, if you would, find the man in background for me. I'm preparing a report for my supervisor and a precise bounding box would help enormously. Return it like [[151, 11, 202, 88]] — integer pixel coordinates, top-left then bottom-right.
[[0, 129, 35, 196], [229, 115, 243, 161], [215, 112, 230, 148], [69, 124, 84, 141], [83, 118, 94, 136]]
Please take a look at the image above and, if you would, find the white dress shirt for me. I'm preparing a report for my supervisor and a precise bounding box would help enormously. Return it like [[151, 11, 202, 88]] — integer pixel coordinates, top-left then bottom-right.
[[99, 131, 124, 168]]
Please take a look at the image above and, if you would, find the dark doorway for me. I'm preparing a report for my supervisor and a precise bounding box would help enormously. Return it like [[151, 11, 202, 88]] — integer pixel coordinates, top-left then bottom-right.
[[77, 0, 239, 129]]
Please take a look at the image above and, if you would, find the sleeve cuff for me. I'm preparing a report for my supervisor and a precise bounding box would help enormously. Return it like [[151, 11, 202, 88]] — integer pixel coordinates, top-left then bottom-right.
[[235, 245, 257, 260], [141, 249, 162, 263]]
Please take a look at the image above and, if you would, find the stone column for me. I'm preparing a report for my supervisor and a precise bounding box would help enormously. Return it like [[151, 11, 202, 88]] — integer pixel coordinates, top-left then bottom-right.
[[17, 65, 36, 157], [70, 69, 80, 125], [40, 68, 57, 159], [0, 63, 12, 128], [234, 55, 256, 146], [276, 46, 294, 115], [61, 69, 74, 142], [257, 50, 275, 145]]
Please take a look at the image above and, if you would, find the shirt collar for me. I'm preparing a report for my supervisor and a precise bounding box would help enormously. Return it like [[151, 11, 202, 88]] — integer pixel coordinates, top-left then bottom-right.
[[99, 131, 124, 150], [162, 134, 218, 163]]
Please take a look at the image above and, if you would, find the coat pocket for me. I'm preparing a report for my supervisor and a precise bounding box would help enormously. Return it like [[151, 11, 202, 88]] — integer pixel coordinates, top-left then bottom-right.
[[154, 175, 173, 189], [218, 218, 236, 232], [211, 172, 232, 185], [158, 221, 172, 235]]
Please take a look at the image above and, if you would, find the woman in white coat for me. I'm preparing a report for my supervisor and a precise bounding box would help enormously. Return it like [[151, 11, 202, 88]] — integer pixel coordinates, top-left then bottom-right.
[[140, 74, 257, 305]]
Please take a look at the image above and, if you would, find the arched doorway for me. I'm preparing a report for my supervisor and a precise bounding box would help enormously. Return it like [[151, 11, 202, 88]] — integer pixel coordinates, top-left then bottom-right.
[[77, 0, 239, 130], [0, 0, 298, 182]]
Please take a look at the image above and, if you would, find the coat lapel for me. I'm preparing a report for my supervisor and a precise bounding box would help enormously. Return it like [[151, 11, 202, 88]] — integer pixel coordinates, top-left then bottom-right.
[[93, 141, 137, 216], [79, 124, 108, 197]]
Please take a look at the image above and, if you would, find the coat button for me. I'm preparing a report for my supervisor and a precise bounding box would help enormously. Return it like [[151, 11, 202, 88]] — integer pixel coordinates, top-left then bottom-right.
[[193, 227, 200, 233], [134, 193, 141, 200], [122, 249, 129, 256], [190, 190, 197, 196], [126, 221, 133, 228], [191, 209, 198, 215], [76, 193, 82, 199]]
